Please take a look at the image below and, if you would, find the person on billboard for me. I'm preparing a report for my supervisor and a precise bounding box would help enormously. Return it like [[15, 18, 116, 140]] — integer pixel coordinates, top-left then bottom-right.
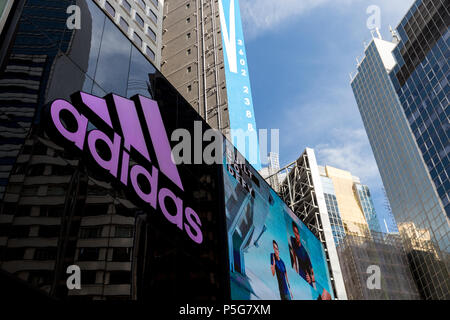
[[317, 288, 332, 300], [289, 222, 316, 289], [270, 240, 293, 300]]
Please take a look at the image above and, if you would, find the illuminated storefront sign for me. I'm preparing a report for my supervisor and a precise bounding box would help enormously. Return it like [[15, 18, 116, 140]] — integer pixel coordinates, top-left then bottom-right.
[[47, 92, 203, 244]]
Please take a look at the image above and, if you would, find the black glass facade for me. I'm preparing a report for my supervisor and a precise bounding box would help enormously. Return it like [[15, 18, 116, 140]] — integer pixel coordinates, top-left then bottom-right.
[[0, 0, 229, 301]]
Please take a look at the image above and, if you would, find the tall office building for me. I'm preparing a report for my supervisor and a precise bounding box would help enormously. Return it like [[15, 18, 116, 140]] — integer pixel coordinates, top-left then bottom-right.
[[382, 188, 400, 234], [319, 165, 383, 243], [259, 152, 284, 192], [0, 0, 13, 34], [161, 0, 259, 167], [351, 0, 449, 299], [316, 165, 419, 299], [94, 0, 164, 66]]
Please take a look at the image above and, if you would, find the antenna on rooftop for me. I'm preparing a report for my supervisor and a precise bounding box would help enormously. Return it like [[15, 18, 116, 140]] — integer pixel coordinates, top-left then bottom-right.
[[389, 25, 401, 44], [375, 27, 382, 40]]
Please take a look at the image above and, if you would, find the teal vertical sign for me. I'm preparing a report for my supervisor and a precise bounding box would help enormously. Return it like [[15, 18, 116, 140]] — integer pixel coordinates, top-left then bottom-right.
[[218, 0, 261, 169]]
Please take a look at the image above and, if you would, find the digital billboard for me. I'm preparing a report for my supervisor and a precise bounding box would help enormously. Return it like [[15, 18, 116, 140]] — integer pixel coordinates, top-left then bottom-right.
[[223, 139, 334, 300], [218, 0, 261, 169]]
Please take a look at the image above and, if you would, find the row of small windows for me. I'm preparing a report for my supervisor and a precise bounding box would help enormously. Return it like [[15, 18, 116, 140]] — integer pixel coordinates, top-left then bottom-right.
[[104, 0, 158, 61], [0, 224, 132, 239], [0, 247, 133, 263], [120, 0, 158, 25], [107, 1, 158, 34]]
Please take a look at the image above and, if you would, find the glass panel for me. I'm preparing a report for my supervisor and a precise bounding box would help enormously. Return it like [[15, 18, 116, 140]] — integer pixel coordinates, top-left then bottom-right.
[[127, 46, 156, 97], [94, 19, 132, 96]]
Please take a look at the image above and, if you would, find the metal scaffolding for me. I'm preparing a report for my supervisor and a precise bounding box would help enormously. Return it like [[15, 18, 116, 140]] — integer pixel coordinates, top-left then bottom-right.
[[337, 230, 421, 300], [265, 152, 322, 239]]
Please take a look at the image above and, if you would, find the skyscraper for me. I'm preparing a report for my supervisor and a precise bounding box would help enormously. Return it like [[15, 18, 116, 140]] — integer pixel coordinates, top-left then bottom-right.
[[94, 0, 164, 65], [259, 152, 284, 191], [161, 0, 260, 167], [318, 166, 383, 243], [351, 0, 449, 299], [0, 0, 13, 34]]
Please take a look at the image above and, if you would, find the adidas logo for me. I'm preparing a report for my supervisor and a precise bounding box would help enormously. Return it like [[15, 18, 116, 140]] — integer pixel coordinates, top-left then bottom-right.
[[47, 91, 203, 244]]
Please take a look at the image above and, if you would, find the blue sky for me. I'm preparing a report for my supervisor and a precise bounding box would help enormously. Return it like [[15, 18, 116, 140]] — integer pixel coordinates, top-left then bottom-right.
[[240, 0, 416, 233]]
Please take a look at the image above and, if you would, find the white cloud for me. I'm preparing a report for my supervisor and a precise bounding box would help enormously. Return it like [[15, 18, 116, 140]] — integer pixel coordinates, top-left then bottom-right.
[[239, 0, 415, 39], [314, 128, 380, 185]]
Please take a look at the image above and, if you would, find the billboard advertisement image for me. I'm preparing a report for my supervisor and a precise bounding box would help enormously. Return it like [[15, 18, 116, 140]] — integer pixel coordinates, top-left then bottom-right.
[[223, 140, 334, 300]]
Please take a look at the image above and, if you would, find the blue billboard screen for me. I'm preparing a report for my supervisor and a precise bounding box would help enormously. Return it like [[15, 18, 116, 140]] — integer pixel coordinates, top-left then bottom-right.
[[218, 0, 261, 169], [223, 140, 334, 300]]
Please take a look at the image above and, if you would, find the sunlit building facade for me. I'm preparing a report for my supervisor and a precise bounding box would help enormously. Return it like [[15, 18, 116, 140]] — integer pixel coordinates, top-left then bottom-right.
[[351, 0, 449, 299], [318, 166, 382, 240]]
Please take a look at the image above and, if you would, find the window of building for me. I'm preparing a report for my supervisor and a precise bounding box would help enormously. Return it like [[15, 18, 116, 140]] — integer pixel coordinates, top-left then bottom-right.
[[148, 9, 157, 24], [47, 186, 65, 196], [187, 66, 191, 73], [51, 164, 73, 176], [187, 84, 192, 92], [34, 247, 57, 260], [119, 16, 129, 32], [186, 32, 191, 39], [78, 248, 100, 261], [10, 225, 29, 238], [40, 205, 64, 217], [109, 271, 130, 284], [28, 271, 53, 287], [84, 204, 109, 216], [38, 225, 60, 238], [134, 32, 142, 48], [186, 17, 190, 24], [0, 224, 9, 237], [112, 247, 132, 261], [105, 1, 116, 17], [80, 226, 103, 239], [13, 164, 25, 174], [81, 270, 97, 285], [94, 18, 132, 97], [137, 0, 146, 10], [21, 145, 32, 154], [5, 247, 25, 260], [127, 46, 157, 97], [187, 48, 191, 55], [33, 143, 47, 155], [150, 0, 158, 8], [145, 45, 155, 61], [115, 225, 134, 238], [16, 205, 32, 216], [147, 26, 156, 42], [26, 164, 46, 176], [186, 3, 190, 9], [135, 12, 144, 28], [122, 0, 132, 13]]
